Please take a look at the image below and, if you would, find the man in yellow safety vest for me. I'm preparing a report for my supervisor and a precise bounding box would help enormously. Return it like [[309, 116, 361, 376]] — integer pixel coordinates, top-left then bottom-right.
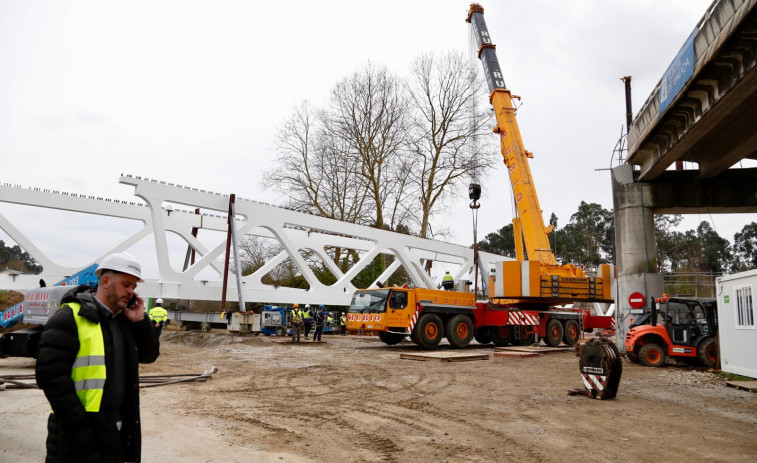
[[442, 271, 455, 290], [36, 252, 160, 463], [149, 298, 168, 337]]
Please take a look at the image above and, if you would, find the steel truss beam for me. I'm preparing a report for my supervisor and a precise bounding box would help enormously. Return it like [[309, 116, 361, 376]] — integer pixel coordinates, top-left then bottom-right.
[[0, 176, 509, 306]]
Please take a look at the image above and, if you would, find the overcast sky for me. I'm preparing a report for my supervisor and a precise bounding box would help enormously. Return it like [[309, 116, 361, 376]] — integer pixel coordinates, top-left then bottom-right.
[[1, 0, 754, 278]]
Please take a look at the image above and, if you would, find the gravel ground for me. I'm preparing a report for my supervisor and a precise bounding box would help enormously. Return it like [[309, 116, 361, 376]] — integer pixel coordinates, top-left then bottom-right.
[[2, 330, 756, 462]]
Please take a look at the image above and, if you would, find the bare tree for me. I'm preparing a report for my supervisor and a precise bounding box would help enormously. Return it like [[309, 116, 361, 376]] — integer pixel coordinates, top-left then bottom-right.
[[322, 62, 411, 230], [406, 51, 494, 238], [264, 101, 370, 224]]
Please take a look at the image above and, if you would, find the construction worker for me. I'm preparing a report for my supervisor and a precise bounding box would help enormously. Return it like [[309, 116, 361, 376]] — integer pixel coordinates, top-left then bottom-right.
[[149, 298, 168, 338], [442, 271, 454, 290], [303, 303, 313, 339], [313, 305, 326, 342], [290, 304, 302, 343], [35, 252, 160, 463], [340, 312, 347, 336]]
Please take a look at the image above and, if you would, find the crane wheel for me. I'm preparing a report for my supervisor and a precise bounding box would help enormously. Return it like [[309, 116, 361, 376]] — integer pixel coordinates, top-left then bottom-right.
[[378, 331, 405, 346], [562, 320, 580, 346], [515, 326, 536, 346], [275, 325, 286, 337], [491, 326, 514, 347], [639, 343, 665, 367], [417, 314, 444, 349], [697, 337, 718, 367], [545, 319, 564, 347], [445, 315, 474, 348], [474, 328, 492, 345]]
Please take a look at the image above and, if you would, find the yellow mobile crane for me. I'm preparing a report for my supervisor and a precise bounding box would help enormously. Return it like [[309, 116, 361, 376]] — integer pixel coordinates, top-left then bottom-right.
[[345, 5, 616, 350], [466, 3, 614, 305]]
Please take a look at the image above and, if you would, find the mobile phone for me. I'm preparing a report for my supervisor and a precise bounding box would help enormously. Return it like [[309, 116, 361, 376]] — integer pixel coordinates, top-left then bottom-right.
[[127, 295, 138, 309]]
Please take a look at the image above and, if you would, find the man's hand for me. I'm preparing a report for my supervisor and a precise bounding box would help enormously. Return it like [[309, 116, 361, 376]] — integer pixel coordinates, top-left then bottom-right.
[[123, 294, 146, 323]]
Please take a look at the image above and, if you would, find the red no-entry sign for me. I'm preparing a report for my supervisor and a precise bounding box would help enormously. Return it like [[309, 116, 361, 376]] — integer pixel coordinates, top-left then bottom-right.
[[628, 292, 646, 309]]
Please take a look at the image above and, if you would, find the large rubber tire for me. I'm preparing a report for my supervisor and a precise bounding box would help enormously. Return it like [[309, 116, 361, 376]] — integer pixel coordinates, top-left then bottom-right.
[[697, 336, 718, 368], [474, 328, 492, 345], [562, 320, 580, 347], [545, 319, 564, 347], [417, 314, 444, 349], [410, 326, 422, 346], [445, 315, 474, 349], [490, 326, 514, 347], [275, 325, 286, 337], [639, 343, 666, 367], [378, 331, 405, 346], [626, 351, 640, 363], [516, 326, 536, 346]]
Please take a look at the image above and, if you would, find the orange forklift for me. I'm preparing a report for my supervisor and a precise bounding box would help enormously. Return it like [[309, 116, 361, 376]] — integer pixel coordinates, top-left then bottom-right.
[[624, 295, 719, 367]]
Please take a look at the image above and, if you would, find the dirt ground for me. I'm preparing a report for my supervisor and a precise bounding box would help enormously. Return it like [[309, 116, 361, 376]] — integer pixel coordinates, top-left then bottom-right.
[[2, 330, 756, 463]]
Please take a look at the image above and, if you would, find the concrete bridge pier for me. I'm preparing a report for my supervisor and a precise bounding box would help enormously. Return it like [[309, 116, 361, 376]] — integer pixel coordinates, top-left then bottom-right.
[[612, 164, 663, 350]]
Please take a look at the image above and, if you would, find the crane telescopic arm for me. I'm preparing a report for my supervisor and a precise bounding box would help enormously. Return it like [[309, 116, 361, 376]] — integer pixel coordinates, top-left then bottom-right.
[[467, 3, 557, 267]]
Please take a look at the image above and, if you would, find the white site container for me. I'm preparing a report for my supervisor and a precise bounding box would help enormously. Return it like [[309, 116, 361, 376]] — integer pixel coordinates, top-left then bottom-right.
[[716, 269, 757, 378]]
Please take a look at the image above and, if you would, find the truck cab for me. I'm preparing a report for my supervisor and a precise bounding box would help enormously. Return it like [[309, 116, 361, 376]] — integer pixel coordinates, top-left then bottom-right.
[[346, 288, 414, 335]]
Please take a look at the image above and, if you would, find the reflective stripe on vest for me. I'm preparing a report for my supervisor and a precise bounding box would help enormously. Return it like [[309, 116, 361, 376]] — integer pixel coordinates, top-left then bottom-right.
[[68, 302, 106, 412], [150, 307, 168, 323]]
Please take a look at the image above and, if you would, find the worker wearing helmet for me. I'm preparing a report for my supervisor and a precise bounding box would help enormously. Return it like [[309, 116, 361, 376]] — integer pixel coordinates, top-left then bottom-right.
[[442, 271, 455, 290], [312, 304, 327, 342], [149, 298, 168, 338], [36, 252, 160, 463], [302, 304, 313, 339]]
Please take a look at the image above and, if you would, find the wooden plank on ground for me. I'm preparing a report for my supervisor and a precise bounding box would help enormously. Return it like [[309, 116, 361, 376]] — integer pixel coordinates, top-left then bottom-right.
[[493, 351, 540, 359], [269, 339, 326, 344], [725, 380, 757, 392], [494, 346, 573, 354], [400, 351, 490, 362]]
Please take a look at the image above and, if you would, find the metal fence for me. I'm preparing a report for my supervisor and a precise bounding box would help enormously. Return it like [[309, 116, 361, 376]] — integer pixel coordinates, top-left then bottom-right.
[[662, 272, 721, 298]]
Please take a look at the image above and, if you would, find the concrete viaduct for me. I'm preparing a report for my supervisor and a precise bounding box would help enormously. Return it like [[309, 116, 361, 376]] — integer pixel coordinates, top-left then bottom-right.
[[613, 0, 757, 346]]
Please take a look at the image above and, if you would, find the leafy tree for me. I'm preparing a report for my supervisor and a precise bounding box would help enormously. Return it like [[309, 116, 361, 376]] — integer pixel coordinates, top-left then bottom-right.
[[0, 240, 43, 274], [694, 222, 732, 273], [733, 222, 757, 270], [552, 202, 614, 267], [655, 214, 684, 272], [478, 223, 515, 258], [656, 220, 731, 273]]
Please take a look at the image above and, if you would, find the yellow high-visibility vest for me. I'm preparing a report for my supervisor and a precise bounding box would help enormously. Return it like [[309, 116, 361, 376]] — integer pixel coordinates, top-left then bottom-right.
[[149, 306, 168, 324], [67, 302, 107, 412]]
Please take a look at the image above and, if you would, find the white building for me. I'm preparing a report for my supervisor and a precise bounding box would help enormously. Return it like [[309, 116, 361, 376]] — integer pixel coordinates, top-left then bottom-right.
[[716, 270, 757, 378]]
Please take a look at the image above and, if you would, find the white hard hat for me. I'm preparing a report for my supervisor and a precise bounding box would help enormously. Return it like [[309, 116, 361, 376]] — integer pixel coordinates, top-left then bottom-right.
[[156, 298, 163, 304], [95, 252, 143, 282], [305, 304, 310, 308]]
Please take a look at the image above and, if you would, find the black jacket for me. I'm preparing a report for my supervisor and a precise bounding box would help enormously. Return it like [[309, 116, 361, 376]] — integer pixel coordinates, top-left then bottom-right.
[[35, 286, 160, 463]]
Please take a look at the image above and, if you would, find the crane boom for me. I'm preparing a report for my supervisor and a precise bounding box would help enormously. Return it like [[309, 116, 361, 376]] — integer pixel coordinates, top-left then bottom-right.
[[467, 3, 556, 266], [467, 3, 614, 303]]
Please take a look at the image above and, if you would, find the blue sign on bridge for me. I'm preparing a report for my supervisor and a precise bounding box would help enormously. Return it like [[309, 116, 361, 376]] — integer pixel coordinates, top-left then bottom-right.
[[659, 28, 697, 116]]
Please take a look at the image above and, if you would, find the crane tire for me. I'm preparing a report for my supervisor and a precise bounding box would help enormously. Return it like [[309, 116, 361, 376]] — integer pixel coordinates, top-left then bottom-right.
[[545, 319, 564, 347], [378, 331, 405, 346], [474, 328, 492, 345], [563, 320, 580, 346], [445, 315, 474, 348], [275, 325, 286, 337], [417, 314, 444, 349], [516, 326, 536, 346], [490, 326, 514, 347]]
